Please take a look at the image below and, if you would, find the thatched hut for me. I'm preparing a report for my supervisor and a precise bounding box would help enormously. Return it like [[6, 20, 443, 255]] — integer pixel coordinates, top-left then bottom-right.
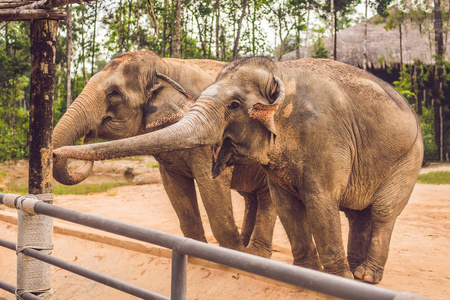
[[280, 12, 448, 82]]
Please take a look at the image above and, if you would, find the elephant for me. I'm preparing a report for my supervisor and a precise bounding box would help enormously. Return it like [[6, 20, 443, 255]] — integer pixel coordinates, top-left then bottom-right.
[[53, 56, 424, 283], [52, 50, 277, 257]]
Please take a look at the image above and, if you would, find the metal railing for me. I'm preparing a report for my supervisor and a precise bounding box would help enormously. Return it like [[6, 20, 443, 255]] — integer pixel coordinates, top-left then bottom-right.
[[0, 193, 428, 300]]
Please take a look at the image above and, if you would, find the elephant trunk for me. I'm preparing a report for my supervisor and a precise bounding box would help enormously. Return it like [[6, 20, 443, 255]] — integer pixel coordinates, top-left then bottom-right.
[[53, 101, 223, 162], [53, 81, 104, 185]]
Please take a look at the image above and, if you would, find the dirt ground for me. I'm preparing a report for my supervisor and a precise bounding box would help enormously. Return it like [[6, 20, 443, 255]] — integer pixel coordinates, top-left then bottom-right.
[[0, 158, 449, 299]]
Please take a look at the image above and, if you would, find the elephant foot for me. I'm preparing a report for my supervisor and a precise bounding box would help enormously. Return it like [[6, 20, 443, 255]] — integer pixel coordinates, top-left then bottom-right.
[[293, 257, 323, 271], [333, 269, 354, 280], [245, 245, 272, 258], [354, 264, 383, 284]]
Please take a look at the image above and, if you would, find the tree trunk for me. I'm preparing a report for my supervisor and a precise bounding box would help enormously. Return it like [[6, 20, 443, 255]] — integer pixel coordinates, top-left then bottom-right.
[[162, 0, 167, 57], [146, 0, 158, 36], [30, 19, 58, 195], [251, 0, 256, 55], [330, 0, 335, 60], [125, 0, 132, 52], [207, 14, 212, 59], [215, 0, 220, 60], [171, 0, 181, 58], [81, 3, 87, 84], [434, 0, 444, 161], [220, 25, 226, 59], [118, 0, 124, 53], [333, 10, 337, 60], [363, 0, 368, 70], [91, 0, 97, 76], [295, 14, 300, 59], [66, 4, 72, 109], [233, 0, 248, 60], [193, 11, 207, 58], [303, 8, 310, 58], [399, 24, 403, 75]]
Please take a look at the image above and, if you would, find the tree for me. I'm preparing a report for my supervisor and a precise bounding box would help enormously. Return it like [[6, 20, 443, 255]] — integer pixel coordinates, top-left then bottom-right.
[[172, 0, 182, 58], [66, 4, 73, 108], [321, 0, 360, 60], [433, 0, 448, 161], [264, 0, 296, 60], [233, 0, 249, 59]]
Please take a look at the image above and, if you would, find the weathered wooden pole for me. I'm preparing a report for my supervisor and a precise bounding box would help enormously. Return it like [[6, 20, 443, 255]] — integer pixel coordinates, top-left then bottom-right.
[[16, 19, 59, 300]]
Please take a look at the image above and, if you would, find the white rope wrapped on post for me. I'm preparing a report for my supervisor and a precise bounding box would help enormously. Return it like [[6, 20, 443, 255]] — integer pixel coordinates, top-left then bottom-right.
[[2, 193, 54, 299]]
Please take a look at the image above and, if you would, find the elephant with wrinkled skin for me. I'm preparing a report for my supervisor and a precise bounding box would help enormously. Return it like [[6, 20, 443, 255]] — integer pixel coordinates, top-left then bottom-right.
[[54, 56, 424, 283], [52, 50, 277, 257]]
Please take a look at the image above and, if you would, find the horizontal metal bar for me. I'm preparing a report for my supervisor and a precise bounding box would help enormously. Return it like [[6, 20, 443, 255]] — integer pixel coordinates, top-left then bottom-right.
[[0, 279, 16, 294], [30, 199, 412, 300], [0, 279, 45, 300], [0, 237, 15, 251], [0, 194, 427, 300], [0, 239, 50, 300], [0, 238, 168, 300]]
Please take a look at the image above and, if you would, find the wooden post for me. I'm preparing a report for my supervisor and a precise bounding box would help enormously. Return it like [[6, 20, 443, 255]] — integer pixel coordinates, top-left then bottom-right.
[[29, 19, 57, 195], [16, 18, 59, 300]]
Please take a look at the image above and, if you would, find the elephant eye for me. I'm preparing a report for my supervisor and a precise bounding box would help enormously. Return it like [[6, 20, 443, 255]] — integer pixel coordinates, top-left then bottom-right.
[[109, 89, 120, 96], [107, 89, 124, 105], [228, 101, 240, 109]]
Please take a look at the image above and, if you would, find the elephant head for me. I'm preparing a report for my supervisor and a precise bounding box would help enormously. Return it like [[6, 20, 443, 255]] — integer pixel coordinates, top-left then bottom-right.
[[53, 57, 285, 177], [53, 50, 200, 185]]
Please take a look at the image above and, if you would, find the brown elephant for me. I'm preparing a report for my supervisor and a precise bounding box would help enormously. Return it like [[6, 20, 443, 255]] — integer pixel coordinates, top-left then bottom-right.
[[54, 56, 424, 283], [52, 50, 276, 257]]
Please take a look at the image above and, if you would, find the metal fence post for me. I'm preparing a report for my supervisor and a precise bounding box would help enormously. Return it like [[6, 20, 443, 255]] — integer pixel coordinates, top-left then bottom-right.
[[171, 249, 187, 300]]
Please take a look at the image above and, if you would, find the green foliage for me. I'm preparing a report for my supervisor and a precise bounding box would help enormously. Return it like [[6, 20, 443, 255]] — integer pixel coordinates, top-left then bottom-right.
[[420, 107, 439, 161], [392, 63, 441, 162], [311, 27, 328, 58], [393, 66, 415, 103], [417, 171, 450, 185], [369, 0, 394, 18], [0, 117, 29, 161]]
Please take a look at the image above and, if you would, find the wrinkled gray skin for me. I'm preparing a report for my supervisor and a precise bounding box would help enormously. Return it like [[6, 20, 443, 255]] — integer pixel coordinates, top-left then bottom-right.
[[54, 57, 424, 283], [52, 50, 276, 257]]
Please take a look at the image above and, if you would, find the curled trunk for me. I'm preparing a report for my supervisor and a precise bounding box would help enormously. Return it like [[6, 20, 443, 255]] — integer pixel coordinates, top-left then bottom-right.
[[53, 81, 104, 185]]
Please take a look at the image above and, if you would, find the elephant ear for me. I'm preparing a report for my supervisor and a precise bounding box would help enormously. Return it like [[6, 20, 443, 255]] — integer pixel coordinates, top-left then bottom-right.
[[143, 71, 195, 131], [154, 71, 195, 103], [248, 75, 285, 135]]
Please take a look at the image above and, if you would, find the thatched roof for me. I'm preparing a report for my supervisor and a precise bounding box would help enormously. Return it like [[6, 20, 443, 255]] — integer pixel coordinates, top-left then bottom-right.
[[281, 14, 448, 69]]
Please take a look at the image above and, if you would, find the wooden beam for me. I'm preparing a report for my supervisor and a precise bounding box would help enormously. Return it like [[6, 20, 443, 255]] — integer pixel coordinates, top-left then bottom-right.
[[0, 9, 66, 21], [20, 0, 97, 10], [0, 1, 35, 9]]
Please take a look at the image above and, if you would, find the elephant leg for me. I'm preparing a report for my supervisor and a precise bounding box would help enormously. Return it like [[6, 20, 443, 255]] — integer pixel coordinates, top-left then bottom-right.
[[245, 187, 277, 258], [268, 180, 321, 270], [305, 198, 353, 278], [354, 151, 421, 284], [353, 218, 395, 284], [240, 192, 257, 247], [190, 150, 245, 252], [342, 207, 372, 273], [159, 165, 207, 242]]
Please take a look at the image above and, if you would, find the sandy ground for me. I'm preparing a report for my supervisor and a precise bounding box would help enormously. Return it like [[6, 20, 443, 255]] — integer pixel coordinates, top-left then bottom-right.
[[0, 159, 449, 299]]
